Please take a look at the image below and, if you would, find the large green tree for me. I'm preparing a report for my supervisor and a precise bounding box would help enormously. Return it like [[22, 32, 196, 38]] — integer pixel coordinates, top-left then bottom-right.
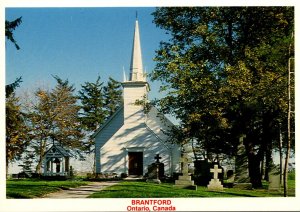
[[26, 76, 84, 173], [103, 77, 122, 118], [78, 76, 106, 153], [6, 90, 29, 176], [151, 7, 294, 188]]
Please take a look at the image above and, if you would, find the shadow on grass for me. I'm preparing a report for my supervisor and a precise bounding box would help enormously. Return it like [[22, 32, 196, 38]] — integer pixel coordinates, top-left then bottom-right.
[[208, 191, 255, 197]]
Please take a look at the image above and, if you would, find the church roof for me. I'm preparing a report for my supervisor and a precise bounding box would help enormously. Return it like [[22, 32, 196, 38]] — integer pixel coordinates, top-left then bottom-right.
[[91, 106, 123, 138]]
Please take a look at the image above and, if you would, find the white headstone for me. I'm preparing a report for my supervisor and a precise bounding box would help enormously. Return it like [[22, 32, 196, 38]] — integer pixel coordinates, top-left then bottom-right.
[[269, 174, 281, 191], [207, 164, 223, 191]]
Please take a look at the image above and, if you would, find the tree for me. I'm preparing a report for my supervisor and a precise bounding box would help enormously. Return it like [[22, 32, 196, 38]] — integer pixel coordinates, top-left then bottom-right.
[[27, 76, 84, 173], [78, 76, 122, 147], [78, 76, 122, 173], [151, 7, 294, 188], [6, 91, 29, 176], [78, 76, 106, 132], [5, 16, 25, 177], [50, 76, 84, 148], [6, 77, 22, 98], [103, 77, 122, 118], [5, 17, 22, 50]]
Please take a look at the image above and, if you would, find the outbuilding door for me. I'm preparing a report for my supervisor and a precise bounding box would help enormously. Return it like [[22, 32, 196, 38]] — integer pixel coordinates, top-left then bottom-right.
[[128, 152, 143, 175]]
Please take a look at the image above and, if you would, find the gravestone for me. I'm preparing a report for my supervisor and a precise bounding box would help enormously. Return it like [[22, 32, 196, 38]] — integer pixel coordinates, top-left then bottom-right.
[[233, 135, 252, 189], [194, 159, 212, 186], [268, 168, 281, 191], [207, 164, 223, 191], [227, 170, 234, 179], [226, 170, 235, 183], [268, 175, 281, 191], [146, 154, 164, 184], [224, 169, 235, 188], [174, 152, 197, 190]]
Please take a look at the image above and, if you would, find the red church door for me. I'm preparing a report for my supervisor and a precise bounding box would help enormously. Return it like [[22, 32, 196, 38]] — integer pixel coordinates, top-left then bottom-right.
[[128, 152, 143, 176]]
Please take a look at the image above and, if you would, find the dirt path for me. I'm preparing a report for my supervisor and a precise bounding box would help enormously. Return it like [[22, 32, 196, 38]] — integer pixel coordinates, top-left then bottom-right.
[[42, 181, 119, 198]]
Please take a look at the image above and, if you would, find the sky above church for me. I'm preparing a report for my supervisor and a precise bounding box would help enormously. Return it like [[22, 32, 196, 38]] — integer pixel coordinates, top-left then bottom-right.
[[5, 7, 170, 101]]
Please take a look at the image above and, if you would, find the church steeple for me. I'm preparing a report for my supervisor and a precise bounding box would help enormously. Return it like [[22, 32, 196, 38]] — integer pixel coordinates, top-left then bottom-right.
[[122, 18, 149, 125], [129, 19, 145, 82]]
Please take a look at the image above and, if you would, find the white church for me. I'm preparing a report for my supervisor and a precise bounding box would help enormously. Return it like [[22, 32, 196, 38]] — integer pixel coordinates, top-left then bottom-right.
[[92, 19, 181, 177]]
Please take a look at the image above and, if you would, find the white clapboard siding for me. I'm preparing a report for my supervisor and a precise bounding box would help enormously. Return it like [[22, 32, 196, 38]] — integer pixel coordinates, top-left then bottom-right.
[[146, 107, 181, 173], [122, 82, 148, 125], [99, 124, 174, 175], [94, 104, 181, 175], [94, 108, 124, 173]]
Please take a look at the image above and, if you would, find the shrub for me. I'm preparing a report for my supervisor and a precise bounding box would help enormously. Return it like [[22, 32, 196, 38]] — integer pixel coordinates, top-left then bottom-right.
[[121, 173, 128, 178], [288, 170, 295, 180]]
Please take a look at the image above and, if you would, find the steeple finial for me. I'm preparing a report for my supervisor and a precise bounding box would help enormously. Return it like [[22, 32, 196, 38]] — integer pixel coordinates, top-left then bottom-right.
[[136, 11, 138, 20], [129, 18, 144, 82]]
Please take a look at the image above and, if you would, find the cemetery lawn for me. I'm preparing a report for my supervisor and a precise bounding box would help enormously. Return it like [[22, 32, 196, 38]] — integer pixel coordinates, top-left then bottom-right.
[[88, 181, 295, 198], [6, 179, 88, 199]]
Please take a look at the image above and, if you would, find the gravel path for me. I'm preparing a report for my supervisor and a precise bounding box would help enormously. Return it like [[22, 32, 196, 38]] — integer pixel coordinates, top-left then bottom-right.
[[42, 181, 119, 198]]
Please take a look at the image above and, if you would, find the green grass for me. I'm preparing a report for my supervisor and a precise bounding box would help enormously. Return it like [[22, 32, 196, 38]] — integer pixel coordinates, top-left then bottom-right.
[[6, 179, 88, 199], [6, 178, 295, 199], [88, 181, 295, 198]]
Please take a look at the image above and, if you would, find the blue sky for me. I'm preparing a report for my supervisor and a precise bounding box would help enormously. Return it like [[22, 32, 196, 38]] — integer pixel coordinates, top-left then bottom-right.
[[5, 7, 170, 100]]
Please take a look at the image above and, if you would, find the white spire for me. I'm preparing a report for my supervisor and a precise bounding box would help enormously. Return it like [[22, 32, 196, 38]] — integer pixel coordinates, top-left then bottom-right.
[[123, 66, 127, 82], [129, 19, 144, 82]]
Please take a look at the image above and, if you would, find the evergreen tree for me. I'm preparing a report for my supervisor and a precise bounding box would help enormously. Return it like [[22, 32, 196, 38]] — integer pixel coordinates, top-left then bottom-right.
[[78, 76, 106, 173], [5, 17, 22, 50], [78, 76, 106, 133], [50, 76, 84, 148], [6, 77, 22, 98], [103, 77, 122, 118]]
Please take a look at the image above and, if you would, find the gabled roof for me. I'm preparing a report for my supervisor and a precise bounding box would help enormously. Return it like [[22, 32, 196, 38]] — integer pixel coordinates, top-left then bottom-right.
[[45, 144, 72, 157], [91, 106, 123, 138]]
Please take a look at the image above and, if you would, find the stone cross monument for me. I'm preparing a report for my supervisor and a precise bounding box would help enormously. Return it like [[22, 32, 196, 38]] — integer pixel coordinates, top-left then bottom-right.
[[174, 152, 197, 190], [207, 164, 223, 191], [233, 134, 252, 189]]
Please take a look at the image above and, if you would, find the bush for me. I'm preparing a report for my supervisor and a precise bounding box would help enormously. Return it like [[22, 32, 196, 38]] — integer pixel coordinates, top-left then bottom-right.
[[288, 170, 295, 180], [121, 173, 128, 178]]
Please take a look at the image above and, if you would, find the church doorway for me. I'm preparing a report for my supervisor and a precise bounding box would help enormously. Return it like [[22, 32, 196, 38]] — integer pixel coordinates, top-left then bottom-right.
[[128, 152, 143, 175]]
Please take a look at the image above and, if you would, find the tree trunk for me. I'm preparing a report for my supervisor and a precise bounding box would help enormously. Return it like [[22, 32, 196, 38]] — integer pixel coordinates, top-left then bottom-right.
[[285, 52, 293, 197], [262, 111, 274, 181], [279, 124, 283, 185], [6, 157, 9, 179], [248, 152, 262, 188], [284, 142, 290, 196], [264, 142, 273, 181], [260, 154, 264, 180], [245, 139, 263, 188], [35, 140, 46, 174]]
